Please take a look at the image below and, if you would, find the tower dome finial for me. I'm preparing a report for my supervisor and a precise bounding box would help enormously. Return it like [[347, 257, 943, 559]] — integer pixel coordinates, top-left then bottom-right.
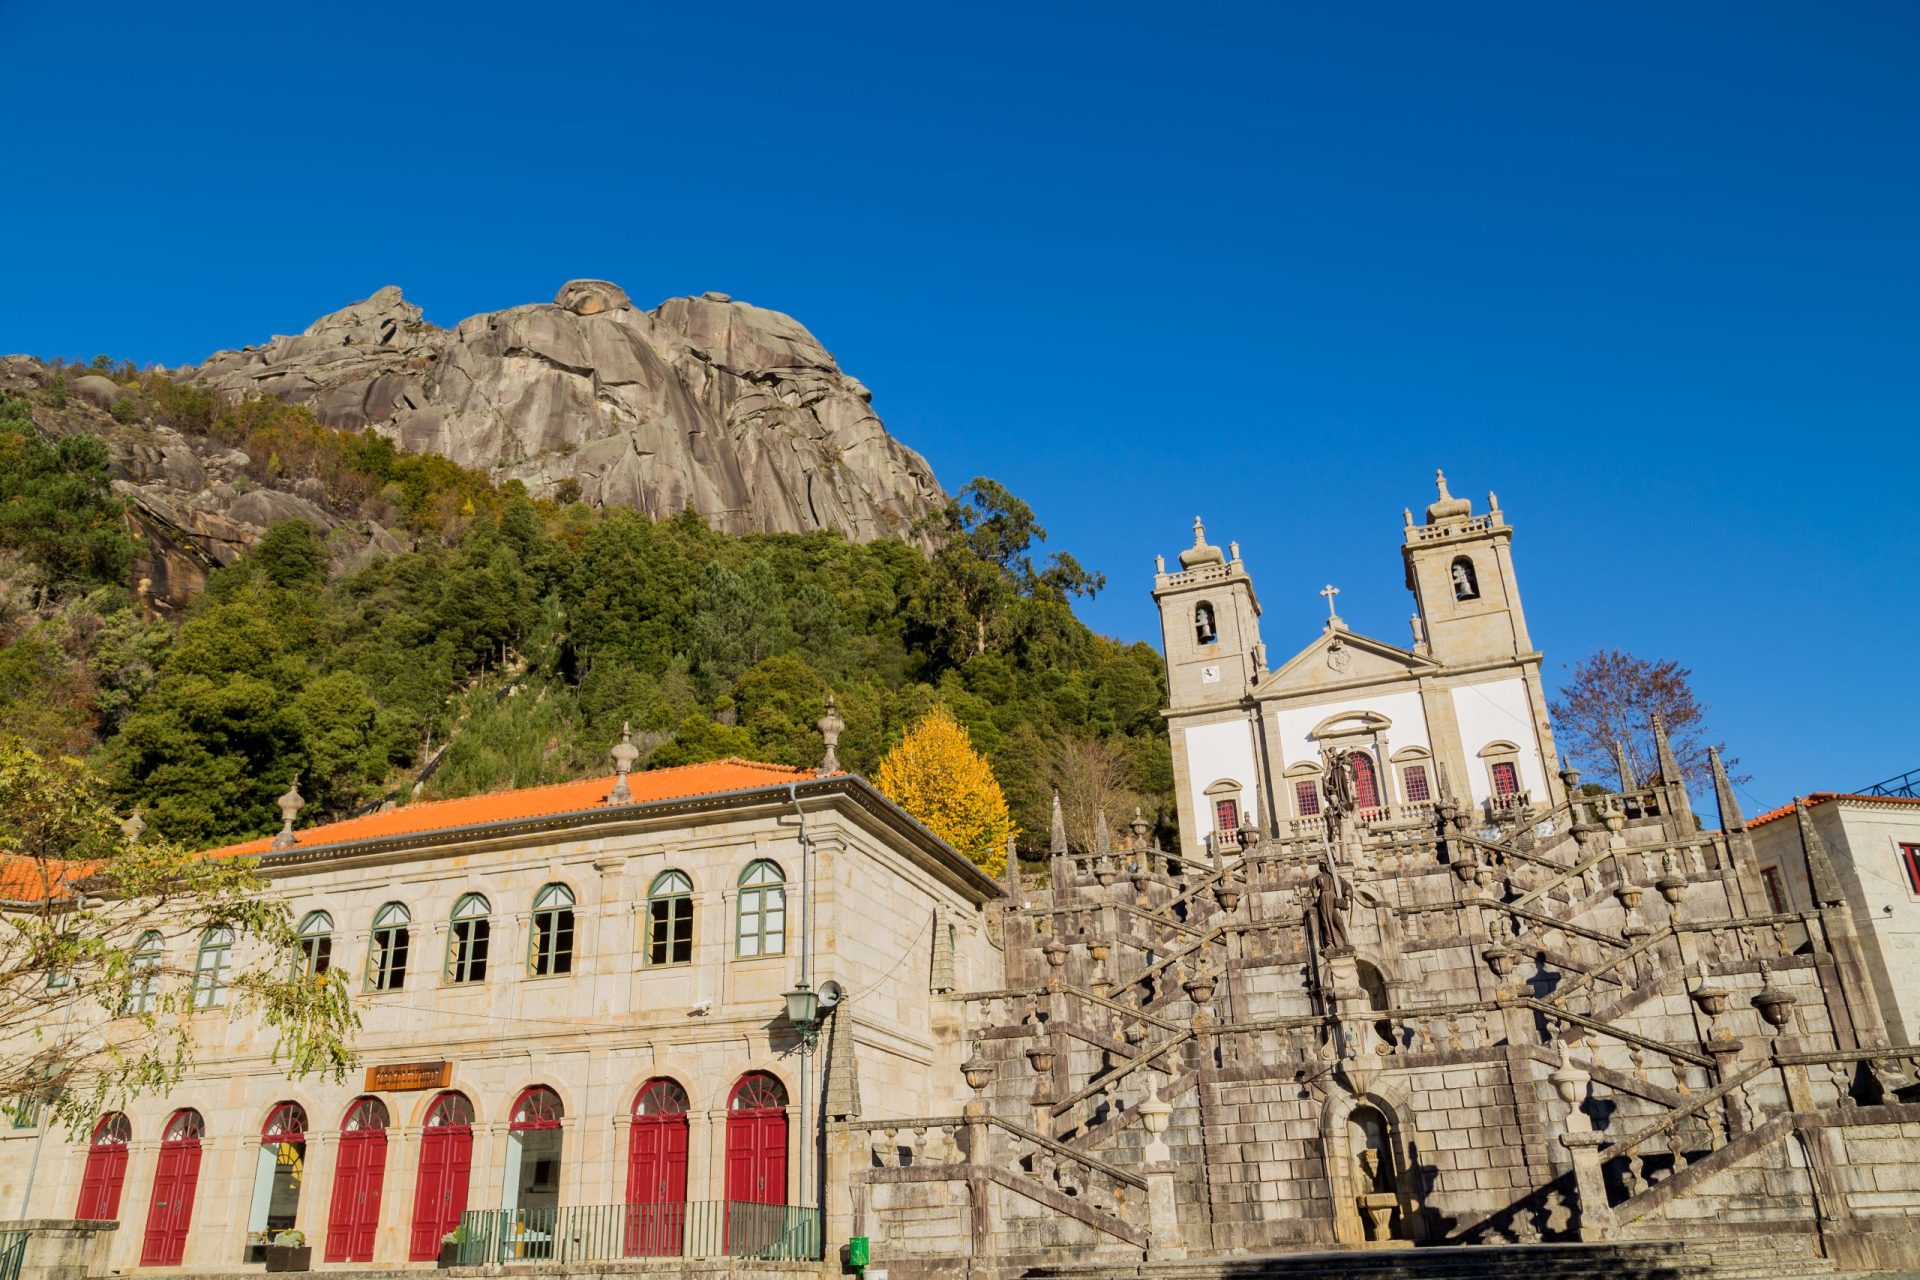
[[1424, 468, 1472, 524]]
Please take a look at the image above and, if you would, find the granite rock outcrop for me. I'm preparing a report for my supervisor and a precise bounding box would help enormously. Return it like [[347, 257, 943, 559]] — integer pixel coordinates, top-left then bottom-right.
[[188, 281, 944, 542]]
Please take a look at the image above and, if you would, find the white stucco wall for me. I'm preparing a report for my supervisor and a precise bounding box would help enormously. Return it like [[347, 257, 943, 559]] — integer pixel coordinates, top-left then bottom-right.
[[1269, 690, 1434, 770], [1184, 718, 1260, 831], [1448, 677, 1548, 806], [1751, 800, 1920, 1045]]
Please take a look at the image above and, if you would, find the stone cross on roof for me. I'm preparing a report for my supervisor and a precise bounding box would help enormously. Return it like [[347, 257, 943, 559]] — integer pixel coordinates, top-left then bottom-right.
[[1320, 584, 1343, 629]]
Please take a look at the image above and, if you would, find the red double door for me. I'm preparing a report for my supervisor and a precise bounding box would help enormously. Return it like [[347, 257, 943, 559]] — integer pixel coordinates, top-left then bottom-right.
[[75, 1134, 129, 1220], [724, 1103, 788, 1253], [408, 1121, 473, 1260], [625, 1112, 689, 1255], [139, 1139, 202, 1266], [325, 1128, 388, 1262]]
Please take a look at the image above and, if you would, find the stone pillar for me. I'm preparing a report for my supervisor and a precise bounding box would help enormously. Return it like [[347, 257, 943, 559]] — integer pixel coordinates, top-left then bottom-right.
[[689, 1110, 716, 1203], [112, 1139, 160, 1272], [379, 1123, 420, 1265], [300, 1130, 338, 1249], [1138, 1079, 1183, 1261], [822, 1122, 857, 1267], [1548, 1048, 1614, 1241], [963, 1112, 993, 1280]]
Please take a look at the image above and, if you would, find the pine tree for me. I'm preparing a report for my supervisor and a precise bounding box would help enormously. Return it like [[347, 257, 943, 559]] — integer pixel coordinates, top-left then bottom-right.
[[874, 706, 1015, 876]]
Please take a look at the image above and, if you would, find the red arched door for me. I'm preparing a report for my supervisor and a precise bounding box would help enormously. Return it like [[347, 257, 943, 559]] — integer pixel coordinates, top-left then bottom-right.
[[725, 1074, 788, 1254], [625, 1079, 690, 1256], [325, 1097, 389, 1262], [76, 1113, 132, 1219], [409, 1092, 474, 1261], [141, 1109, 205, 1266]]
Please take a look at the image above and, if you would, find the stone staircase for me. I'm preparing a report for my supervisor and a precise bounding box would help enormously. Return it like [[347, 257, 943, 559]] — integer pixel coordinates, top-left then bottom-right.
[[1022, 1238, 1863, 1280]]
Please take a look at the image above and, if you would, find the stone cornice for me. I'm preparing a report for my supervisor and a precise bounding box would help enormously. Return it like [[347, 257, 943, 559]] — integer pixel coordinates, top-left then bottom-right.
[[256, 775, 1006, 907]]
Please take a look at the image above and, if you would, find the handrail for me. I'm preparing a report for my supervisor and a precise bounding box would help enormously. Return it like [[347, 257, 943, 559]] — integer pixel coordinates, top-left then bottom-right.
[[453, 1201, 822, 1265], [1597, 1057, 1771, 1159], [1050, 1030, 1193, 1116], [1530, 1000, 1712, 1068]]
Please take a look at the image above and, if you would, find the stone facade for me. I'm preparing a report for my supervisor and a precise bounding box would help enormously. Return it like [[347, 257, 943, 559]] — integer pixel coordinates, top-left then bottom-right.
[[9, 476, 1920, 1280], [2, 766, 1001, 1274]]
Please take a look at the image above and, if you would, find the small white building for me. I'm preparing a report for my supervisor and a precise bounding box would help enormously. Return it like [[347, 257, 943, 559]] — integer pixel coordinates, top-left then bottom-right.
[[1747, 790, 1920, 1045]]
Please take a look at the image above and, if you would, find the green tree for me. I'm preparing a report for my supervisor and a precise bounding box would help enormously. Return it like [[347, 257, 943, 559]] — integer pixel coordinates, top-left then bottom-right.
[[0, 394, 133, 597], [0, 738, 357, 1132]]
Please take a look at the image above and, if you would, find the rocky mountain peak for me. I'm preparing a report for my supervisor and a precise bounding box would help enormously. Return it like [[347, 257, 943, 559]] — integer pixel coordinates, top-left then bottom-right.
[[188, 280, 942, 542]]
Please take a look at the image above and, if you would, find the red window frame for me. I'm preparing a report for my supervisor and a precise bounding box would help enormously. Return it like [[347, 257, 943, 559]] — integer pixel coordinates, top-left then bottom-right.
[[1760, 867, 1786, 914], [1900, 844, 1920, 896], [1402, 765, 1430, 803], [1491, 762, 1520, 799], [1295, 782, 1321, 817], [1213, 798, 1240, 834], [1350, 754, 1380, 810]]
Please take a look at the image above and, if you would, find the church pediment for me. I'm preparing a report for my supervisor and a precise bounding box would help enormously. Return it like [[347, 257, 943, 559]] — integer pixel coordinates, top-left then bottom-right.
[[1256, 627, 1437, 696]]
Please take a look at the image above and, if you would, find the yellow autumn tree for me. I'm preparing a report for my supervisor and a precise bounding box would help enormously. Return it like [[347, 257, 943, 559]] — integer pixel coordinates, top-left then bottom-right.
[[875, 707, 1015, 877]]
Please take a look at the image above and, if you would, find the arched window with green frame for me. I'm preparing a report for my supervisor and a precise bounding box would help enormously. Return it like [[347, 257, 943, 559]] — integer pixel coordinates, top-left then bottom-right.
[[446, 893, 491, 984], [646, 871, 693, 966], [528, 883, 575, 976], [367, 902, 411, 991], [296, 911, 333, 978], [191, 926, 233, 1009], [735, 860, 786, 958], [122, 930, 163, 1015]]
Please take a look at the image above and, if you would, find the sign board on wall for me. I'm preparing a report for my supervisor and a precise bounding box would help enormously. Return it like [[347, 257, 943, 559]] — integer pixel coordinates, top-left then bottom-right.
[[364, 1060, 454, 1092]]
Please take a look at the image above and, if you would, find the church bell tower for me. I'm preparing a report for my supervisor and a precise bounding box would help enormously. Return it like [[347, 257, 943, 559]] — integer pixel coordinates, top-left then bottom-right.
[[1402, 472, 1535, 668], [1154, 518, 1264, 710]]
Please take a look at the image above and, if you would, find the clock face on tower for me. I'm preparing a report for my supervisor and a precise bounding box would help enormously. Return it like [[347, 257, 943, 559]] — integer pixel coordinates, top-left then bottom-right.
[[1201, 665, 1221, 684]]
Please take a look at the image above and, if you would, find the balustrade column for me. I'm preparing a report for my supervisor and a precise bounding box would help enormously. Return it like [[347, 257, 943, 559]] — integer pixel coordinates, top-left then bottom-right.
[[1548, 1050, 1614, 1241]]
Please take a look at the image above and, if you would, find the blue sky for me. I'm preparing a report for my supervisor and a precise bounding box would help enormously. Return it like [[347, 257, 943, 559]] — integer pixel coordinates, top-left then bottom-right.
[[2, 2, 1915, 811]]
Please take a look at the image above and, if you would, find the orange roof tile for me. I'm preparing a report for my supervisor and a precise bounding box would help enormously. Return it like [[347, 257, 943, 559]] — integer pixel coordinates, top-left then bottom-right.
[[2, 759, 818, 904], [206, 758, 817, 859], [1747, 792, 1920, 831]]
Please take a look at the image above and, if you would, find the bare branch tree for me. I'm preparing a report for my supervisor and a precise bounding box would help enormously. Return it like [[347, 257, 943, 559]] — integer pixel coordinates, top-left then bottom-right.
[[1044, 734, 1146, 854], [1549, 649, 1744, 791]]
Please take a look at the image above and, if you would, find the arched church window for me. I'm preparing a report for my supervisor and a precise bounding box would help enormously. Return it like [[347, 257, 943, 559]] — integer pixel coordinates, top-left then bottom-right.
[[1194, 602, 1218, 645], [1450, 556, 1479, 601], [1349, 753, 1380, 811]]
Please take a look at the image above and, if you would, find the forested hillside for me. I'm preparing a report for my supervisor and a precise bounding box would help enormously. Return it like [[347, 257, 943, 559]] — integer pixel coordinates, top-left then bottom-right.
[[0, 386, 1173, 858]]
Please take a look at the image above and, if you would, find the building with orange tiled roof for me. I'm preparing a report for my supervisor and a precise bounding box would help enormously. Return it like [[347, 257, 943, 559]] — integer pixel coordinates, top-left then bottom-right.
[[2, 720, 1008, 1273], [1746, 788, 1920, 1046]]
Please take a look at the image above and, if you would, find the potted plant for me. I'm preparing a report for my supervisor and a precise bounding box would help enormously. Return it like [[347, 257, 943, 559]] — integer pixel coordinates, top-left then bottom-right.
[[438, 1227, 468, 1269], [264, 1230, 310, 1273]]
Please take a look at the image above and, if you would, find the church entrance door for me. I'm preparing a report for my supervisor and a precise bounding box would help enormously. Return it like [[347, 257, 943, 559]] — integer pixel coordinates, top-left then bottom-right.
[[625, 1079, 689, 1256], [409, 1092, 473, 1260]]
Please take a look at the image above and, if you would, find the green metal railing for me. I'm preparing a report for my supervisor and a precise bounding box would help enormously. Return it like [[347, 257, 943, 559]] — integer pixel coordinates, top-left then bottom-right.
[[452, 1201, 822, 1265], [0, 1231, 27, 1280]]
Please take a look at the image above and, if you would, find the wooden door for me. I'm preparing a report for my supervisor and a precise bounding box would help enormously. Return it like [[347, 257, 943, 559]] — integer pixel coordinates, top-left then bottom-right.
[[75, 1143, 129, 1220], [724, 1078, 787, 1256], [408, 1122, 472, 1260], [140, 1139, 202, 1266], [325, 1128, 388, 1262], [625, 1112, 688, 1255]]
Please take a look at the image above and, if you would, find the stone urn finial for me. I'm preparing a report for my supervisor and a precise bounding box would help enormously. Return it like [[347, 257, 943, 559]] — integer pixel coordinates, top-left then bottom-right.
[[1751, 960, 1797, 1032], [271, 777, 305, 850], [816, 694, 844, 776], [1138, 1074, 1174, 1161], [608, 721, 640, 803]]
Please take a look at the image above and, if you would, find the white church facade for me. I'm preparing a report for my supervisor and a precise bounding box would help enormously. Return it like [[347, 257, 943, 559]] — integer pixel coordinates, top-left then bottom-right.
[[1155, 472, 1564, 855]]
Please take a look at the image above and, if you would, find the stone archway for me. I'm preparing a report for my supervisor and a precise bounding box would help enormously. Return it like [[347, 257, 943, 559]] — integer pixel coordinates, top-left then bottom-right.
[[1319, 1085, 1425, 1247]]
